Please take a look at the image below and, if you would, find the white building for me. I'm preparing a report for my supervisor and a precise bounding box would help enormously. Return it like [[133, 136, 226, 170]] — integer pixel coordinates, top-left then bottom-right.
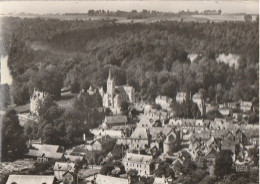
[[100, 69, 135, 114], [122, 153, 153, 176], [155, 95, 172, 110], [53, 162, 75, 181], [192, 93, 205, 115], [176, 92, 186, 104], [85, 174, 128, 184], [6, 175, 55, 184], [30, 88, 48, 116], [240, 101, 252, 112]]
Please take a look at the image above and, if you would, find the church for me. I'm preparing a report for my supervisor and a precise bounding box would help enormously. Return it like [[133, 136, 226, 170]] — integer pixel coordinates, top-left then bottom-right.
[[99, 69, 135, 114]]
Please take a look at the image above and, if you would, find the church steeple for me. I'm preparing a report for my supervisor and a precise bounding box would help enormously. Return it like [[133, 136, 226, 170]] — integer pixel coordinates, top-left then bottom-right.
[[107, 68, 115, 98], [108, 68, 112, 80]]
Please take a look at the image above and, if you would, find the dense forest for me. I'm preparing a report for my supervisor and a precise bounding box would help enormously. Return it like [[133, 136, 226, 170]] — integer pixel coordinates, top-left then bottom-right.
[[1, 17, 258, 107]]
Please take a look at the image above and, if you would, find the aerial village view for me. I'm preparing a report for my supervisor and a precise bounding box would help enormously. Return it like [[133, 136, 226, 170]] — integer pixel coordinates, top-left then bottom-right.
[[0, 1, 259, 184]]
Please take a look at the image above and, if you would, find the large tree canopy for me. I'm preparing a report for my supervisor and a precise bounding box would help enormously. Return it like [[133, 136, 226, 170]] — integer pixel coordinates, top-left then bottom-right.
[[1, 109, 27, 161]]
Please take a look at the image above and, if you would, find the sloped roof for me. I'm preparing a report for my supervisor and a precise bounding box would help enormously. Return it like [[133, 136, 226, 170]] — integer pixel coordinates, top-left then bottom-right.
[[95, 174, 128, 184], [154, 177, 171, 184], [123, 153, 152, 165], [130, 128, 149, 139], [105, 115, 127, 124], [54, 162, 75, 171], [64, 155, 84, 162], [156, 95, 172, 102], [6, 175, 55, 184], [25, 149, 63, 159], [205, 147, 218, 157], [32, 144, 60, 152]]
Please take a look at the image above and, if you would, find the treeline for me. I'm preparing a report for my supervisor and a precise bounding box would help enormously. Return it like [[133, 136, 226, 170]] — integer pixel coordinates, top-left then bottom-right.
[[2, 17, 259, 107]]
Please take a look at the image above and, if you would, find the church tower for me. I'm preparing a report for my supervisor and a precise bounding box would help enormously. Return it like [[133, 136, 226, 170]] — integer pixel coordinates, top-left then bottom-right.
[[107, 68, 115, 97]]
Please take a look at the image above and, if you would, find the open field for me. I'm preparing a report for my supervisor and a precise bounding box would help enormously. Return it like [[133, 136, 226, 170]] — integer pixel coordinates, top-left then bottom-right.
[[1, 13, 257, 23]]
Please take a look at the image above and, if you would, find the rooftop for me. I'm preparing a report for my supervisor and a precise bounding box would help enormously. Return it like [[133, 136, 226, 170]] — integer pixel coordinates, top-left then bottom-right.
[[105, 115, 128, 124], [53, 162, 75, 171], [95, 174, 128, 184], [123, 153, 153, 164], [6, 175, 55, 184]]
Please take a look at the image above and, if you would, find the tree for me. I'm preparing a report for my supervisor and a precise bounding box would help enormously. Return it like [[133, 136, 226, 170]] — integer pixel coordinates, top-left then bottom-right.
[[1, 109, 27, 161], [37, 95, 57, 117], [29, 67, 63, 99], [70, 78, 80, 93], [155, 161, 175, 178], [120, 101, 129, 115], [215, 150, 233, 176], [248, 146, 259, 166], [11, 81, 30, 105], [182, 159, 197, 174], [61, 110, 92, 145], [29, 160, 54, 175], [244, 14, 252, 22], [127, 169, 139, 183], [100, 164, 115, 175]]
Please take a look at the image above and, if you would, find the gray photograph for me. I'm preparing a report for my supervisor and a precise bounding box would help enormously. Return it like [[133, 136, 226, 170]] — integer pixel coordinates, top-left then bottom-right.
[[0, 0, 259, 184]]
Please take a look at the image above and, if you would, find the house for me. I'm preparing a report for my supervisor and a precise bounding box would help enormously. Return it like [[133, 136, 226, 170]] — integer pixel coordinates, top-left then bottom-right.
[[6, 175, 56, 184], [218, 108, 230, 116], [99, 69, 135, 114], [62, 171, 75, 184], [86, 174, 128, 184], [25, 144, 64, 161], [153, 177, 172, 184], [122, 153, 153, 176], [53, 162, 75, 181], [145, 109, 169, 123], [155, 95, 173, 110], [106, 144, 124, 161], [205, 148, 218, 163], [176, 92, 186, 104], [64, 155, 84, 162], [91, 129, 123, 139], [163, 129, 181, 154], [87, 135, 115, 152], [102, 115, 128, 129], [117, 128, 152, 150], [87, 85, 97, 95], [240, 101, 252, 112], [235, 161, 248, 172]]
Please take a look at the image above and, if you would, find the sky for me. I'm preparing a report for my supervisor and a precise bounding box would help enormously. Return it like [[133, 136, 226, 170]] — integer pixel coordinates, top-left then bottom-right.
[[0, 0, 258, 15]]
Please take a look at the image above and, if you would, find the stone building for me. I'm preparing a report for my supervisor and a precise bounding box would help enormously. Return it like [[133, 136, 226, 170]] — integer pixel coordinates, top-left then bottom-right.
[[155, 95, 173, 110], [176, 92, 186, 104], [53, 162, 75, 181], [100, 69, 135, 114], [163, 128, 181, 154], [122, 153, 153, 176], [30, 88, 48, 116]]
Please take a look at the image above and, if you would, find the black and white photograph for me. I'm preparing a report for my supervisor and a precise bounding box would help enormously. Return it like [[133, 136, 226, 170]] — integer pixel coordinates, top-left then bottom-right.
[[0, 0, 259, 184]]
